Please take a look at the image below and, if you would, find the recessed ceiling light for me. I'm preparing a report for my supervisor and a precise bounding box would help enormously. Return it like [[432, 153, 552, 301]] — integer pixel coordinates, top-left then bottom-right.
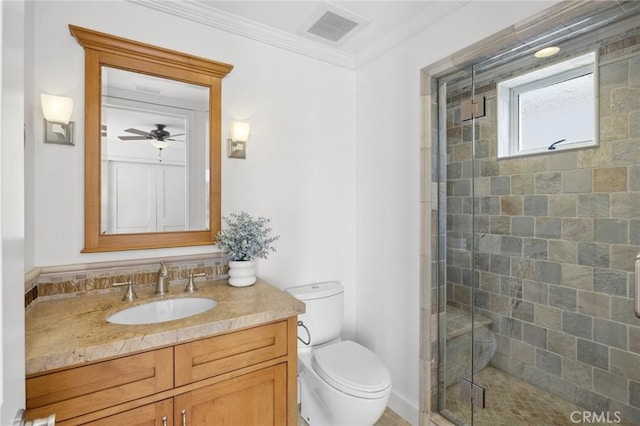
[[534, 46, 560, 58]]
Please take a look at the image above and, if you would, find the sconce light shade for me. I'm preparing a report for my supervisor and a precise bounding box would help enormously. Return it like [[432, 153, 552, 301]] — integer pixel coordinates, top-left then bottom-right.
[[230, 121, 251, 142], [41, 94, 75, 145], [228, 121, 251, 159], [41, 94, 74, 124]]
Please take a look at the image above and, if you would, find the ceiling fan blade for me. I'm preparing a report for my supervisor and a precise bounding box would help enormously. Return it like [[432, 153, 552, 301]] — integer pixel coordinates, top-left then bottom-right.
[[170, 133, 185, 137], [123, 128, 153, 137], [118, 135, 148, 140], [166, 138, 185, 142]]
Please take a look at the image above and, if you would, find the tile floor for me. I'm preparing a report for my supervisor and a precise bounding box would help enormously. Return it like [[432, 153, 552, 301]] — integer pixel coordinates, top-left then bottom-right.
[[298, 365, 637, 426], [376, 408, 412, 425], [443, 366, 635, 426], [298, 407, 410, 426]]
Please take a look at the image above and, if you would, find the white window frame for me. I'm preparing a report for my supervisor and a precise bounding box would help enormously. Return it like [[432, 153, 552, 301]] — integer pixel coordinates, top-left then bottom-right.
[[497, 52, 598, 159]]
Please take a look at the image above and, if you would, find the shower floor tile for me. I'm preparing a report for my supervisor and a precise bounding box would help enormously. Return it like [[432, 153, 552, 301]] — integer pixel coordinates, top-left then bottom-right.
[[444, 366, 634, 426]]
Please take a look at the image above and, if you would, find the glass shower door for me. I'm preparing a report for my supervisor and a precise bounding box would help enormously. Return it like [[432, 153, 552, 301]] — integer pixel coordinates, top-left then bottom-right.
[[438, 68, 477, 425], [468, 23, 640, 425]]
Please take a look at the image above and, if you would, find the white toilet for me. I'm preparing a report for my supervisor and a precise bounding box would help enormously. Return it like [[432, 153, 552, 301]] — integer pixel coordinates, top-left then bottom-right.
[[286, 282, 392, 426]]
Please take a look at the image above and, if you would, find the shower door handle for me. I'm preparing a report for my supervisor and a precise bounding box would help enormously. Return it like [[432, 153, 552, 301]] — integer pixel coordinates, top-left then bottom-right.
[[636, 253, 640, 318]]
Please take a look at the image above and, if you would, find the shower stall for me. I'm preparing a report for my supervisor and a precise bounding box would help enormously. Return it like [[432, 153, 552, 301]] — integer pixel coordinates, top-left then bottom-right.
[[424, 2, 640, 425]]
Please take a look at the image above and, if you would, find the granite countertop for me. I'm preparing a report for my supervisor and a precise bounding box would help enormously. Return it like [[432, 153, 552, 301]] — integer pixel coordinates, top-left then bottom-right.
[[26, 278, 305, 376]]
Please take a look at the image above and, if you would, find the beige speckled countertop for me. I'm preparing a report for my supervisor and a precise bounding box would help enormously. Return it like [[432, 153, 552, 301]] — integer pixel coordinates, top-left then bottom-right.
[[26, 278, 305, 376]]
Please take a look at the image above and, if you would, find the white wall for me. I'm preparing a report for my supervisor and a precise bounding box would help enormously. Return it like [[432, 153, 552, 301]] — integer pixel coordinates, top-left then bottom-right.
[[354, 1, 561, 423], [28, 1, 357, 333], [1, 0, 26, 423]]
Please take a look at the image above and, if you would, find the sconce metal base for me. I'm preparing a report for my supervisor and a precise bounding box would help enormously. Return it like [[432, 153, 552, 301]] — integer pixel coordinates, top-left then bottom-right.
[[44, 119, 75, 145], [227, 139, 246, 159]]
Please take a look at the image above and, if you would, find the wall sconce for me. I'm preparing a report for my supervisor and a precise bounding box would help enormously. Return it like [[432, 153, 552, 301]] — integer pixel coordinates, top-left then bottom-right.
[[41, 94, 75, 145], [227, 121, 250, 159]]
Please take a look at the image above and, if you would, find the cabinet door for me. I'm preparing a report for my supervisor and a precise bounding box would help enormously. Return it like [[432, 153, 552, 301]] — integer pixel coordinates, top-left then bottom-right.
[[174, 364, 287, 426], [81, 399, 174, 426]]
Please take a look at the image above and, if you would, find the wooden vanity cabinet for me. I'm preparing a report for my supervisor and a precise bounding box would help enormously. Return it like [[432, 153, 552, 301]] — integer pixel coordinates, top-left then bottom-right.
[[77, 365, 286, 426], [173, 320, 289, 426], [26, 317, 298, 426]]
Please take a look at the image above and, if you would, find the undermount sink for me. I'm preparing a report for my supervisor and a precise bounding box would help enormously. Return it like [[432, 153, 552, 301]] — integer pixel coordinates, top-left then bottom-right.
[[107, 297, 217, 325]]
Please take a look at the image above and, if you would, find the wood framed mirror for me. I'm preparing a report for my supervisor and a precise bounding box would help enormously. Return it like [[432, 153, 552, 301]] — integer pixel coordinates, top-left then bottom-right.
[[70, 25, 233, 252]]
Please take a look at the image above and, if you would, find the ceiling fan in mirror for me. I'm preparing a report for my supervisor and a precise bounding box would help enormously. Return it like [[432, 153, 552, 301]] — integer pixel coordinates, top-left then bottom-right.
[[118, 124, 184, 162]]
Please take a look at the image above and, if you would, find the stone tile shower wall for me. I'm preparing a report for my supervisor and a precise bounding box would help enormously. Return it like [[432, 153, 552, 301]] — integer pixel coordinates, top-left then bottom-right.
[[445, 29, 640, 421]]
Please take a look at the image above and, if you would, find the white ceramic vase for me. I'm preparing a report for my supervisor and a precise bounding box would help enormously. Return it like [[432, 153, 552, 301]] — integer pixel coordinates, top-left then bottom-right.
[[228, 260, 257, 287]]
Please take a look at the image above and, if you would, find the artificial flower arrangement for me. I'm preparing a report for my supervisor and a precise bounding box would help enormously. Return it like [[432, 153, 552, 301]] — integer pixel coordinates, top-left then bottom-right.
[[215, 211, 279, 261]]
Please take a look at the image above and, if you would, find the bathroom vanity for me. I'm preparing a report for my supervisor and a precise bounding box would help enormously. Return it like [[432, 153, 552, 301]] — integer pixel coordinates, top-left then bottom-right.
[[25, 279, 304, 425]]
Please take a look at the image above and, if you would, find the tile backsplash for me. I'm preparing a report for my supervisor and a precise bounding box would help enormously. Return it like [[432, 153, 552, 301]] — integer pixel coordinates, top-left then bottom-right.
[[24, 253, 229, 309]]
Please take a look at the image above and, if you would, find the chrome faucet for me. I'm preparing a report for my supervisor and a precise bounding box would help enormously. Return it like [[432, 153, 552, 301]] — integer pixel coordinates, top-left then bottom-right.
[[156, 261, 169, 295]]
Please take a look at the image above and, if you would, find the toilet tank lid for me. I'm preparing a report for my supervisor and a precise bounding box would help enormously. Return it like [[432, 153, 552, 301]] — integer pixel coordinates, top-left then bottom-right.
[[285, 281, 343, 300]]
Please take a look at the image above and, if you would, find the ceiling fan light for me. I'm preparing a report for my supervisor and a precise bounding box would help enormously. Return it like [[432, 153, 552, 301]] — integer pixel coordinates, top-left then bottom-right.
[[149, 140, 171, 150]]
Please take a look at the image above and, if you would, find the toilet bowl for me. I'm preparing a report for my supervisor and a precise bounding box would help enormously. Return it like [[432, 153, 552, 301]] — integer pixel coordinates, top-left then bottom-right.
[[286, 282, 392, 426], [299, 340, 392, 426]]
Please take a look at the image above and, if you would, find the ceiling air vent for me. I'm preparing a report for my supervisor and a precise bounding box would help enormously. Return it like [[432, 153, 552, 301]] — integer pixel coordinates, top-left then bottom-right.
[[307, 10, 359, 43]]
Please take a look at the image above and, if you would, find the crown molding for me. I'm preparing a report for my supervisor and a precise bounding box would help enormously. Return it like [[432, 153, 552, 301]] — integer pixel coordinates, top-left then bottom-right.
[[129, 0, 476, 71], [128, 0, 357, 70], [355, 1, 471, 68]]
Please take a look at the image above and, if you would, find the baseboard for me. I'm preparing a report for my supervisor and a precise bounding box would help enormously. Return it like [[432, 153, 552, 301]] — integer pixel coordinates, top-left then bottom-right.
[[388, 389, 419, 425]]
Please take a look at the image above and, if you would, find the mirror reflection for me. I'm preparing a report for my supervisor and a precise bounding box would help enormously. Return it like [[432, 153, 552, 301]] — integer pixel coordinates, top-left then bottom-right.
[[101, 67, 210, 234]]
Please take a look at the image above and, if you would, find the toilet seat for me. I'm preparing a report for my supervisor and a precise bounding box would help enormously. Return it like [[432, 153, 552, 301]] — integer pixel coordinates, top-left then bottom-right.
[[311, 340, 391, 399]]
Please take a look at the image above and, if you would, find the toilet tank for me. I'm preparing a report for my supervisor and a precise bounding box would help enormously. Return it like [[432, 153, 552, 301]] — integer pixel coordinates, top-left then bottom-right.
[[286, 282, 343, 347]]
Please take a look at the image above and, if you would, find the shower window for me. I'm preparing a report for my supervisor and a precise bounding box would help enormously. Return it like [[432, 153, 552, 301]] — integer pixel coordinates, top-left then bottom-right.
[[497, 51, 597, 158]]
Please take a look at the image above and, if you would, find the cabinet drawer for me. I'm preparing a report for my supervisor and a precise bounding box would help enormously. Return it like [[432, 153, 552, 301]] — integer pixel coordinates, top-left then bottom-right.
[[80, 398, 173, 426], [26, 348, 173, 423], [175, 321, 287, 386]]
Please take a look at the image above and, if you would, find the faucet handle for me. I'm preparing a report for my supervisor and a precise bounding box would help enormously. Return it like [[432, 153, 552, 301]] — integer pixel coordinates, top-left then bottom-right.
[[112, 275, 138, 301], [185, 271, 206, 293], [159, 261, 168, 277]]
